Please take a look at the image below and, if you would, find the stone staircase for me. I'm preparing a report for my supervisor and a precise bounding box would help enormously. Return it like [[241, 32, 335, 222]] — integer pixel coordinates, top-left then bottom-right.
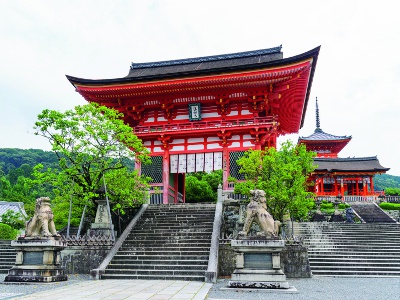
[[0, 240, 16, 274], [101, 203, 216, 281], [350, 202, 396, 223], [294, 222, 400, 277]]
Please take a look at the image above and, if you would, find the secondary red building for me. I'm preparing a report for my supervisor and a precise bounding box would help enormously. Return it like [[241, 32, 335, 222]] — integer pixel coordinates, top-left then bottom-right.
[[299, 98, 389, 199], [67, 46, 320, 204]]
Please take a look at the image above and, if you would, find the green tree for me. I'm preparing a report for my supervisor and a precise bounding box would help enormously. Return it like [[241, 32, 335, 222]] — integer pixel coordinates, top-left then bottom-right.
[[105, 167, 151, 214], [234, 141, 316, 221], [33, 103, 151, 226], [0, 210, 26, 230]]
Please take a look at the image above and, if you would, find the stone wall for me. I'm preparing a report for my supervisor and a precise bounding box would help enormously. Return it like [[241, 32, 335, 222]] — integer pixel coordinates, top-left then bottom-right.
[[60, 246, 112, 274], [218, 243, 236, 277], [280, 244, 312, 278], [218, 242, 311, 278]]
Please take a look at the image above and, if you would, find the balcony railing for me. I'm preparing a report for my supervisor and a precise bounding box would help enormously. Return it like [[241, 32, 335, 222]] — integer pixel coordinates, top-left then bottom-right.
[[134, 116, 275, 134]]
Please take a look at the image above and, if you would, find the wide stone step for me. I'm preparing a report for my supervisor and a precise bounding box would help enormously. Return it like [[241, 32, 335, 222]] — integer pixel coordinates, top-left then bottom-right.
[[311, 265, 400, 271], [104, 268, 205, 276], [306, 243, 400, 248], [116, 250, 210, 256], [122, 240, 211, 247], [110, 259, 208, 265], [129, 228, 213, 234], [100, 273, 205, 281], [128, 232, 211, 242], [311, 270, 400, 277], [135, 223, 214, 228], [309, 257, 400, 262], [107, 263, 207, 270], [308, 249, 399, 256], [310, 261, 400, 267], [112, 254, 209, 260], [119, 246, 210, 251]]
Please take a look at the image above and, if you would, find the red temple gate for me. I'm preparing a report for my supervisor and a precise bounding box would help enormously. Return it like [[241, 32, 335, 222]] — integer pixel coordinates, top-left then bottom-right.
[[67, 46, 320, 203]]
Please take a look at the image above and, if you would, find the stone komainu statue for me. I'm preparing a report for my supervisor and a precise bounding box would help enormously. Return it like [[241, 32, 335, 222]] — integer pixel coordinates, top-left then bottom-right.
[[239, 189, 280, 238], [25, 197, 60, 238]]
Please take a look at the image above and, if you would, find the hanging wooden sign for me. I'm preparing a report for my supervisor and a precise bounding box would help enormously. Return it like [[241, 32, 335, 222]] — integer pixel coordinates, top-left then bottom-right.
[[195, 153, 205, 172], [189, 103, 201, 121], [170, 155, 178, 173], [187, 154, 196, 173], [178, 154, 187, 173]]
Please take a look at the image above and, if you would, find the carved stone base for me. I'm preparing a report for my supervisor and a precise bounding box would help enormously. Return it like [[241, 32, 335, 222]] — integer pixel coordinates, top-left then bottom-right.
[[5, 237, 67, 283], [229, 239, 290, 289], [5, 266, 67, 283]]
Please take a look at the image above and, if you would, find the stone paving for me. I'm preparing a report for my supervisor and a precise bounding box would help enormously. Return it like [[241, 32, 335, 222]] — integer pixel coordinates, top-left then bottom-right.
[[1, 277, 400, 300], [0, 279, 211, 300]]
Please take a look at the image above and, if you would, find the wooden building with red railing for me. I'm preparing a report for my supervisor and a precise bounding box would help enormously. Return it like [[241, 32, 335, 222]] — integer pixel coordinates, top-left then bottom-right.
[[299, 98, 389, 198], [67, 46, 320, 204]]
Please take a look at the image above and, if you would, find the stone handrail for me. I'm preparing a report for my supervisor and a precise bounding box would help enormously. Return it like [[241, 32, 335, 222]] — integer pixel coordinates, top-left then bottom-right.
[[90, 204, 148, 280], [205, 185, 223, 283]]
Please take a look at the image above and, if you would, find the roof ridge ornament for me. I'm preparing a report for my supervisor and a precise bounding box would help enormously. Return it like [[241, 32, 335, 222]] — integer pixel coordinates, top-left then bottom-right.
[[130, 45, 283, 70]]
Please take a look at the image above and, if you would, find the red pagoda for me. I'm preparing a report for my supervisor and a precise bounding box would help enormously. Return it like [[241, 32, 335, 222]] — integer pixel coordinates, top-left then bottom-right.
[[299, 98, 389, 199], [67, 46, 320, 204]]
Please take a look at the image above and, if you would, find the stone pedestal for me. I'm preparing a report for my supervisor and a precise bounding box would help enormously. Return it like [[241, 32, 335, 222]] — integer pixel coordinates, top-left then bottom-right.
[[5, 237, 67, 282], [88, 199, 114, 236], [229, 239, 289, 289]]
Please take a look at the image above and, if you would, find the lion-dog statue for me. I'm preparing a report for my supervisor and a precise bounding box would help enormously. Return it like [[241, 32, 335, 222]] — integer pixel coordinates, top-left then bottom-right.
[[25, 197, 60, 238], [239, 189, 280, 238]]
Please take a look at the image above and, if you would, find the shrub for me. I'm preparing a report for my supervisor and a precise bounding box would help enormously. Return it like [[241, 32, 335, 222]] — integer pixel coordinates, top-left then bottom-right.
[[0, 223, 18, 240], [379, 202, 400, 210]]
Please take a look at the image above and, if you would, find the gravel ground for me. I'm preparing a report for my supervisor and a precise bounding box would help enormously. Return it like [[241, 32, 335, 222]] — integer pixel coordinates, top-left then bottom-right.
[[0, 274, 90, 299], [206, 277, 400, 300]]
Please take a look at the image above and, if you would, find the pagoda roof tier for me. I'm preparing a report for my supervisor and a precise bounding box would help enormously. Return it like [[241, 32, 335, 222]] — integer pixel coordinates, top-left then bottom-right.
[[298, 97, 351, 155], [299, 129, 352, 156], [66, 46, 320, 134], [299, 129, 351, 141], [313, 156, 390, 174]]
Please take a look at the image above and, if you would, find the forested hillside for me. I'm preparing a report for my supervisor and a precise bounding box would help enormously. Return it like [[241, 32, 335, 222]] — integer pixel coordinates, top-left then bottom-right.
[[374, 173, 400, 190], [0, 148, 58, 175], [1, 148, 399, 228]]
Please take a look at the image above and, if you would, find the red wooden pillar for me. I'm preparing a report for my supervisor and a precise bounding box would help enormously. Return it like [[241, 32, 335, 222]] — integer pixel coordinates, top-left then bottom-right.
[[340, 178, 345, 197], [223, 147, 229, 190], [163, 149, 170, 204], [334, 177, 338, 195], [356, 178, 360, 195], [363, 178, 368, 196], [135, 160, 141, 175], [370, 176, 374, 194], [321, 177, 324, 195]]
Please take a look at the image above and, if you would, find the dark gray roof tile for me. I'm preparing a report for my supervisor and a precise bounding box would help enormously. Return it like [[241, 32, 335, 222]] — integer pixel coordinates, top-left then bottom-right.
[[314, 157, 389, 172]]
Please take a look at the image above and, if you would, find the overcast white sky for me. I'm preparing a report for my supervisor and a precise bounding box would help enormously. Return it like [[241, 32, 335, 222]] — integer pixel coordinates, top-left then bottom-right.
[[1, 1, 399, 175]]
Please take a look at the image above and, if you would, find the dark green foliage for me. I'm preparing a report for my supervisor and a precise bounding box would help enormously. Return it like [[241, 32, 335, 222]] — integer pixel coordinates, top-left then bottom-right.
[[0, 210, 26, 230], [385, 188, 400, 196], [379, 202, 400, 210], [185, 176, 216, 203], [374, 174, 400, 190], [185, 170, 222, 203], [0, 223, 18, 240]]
